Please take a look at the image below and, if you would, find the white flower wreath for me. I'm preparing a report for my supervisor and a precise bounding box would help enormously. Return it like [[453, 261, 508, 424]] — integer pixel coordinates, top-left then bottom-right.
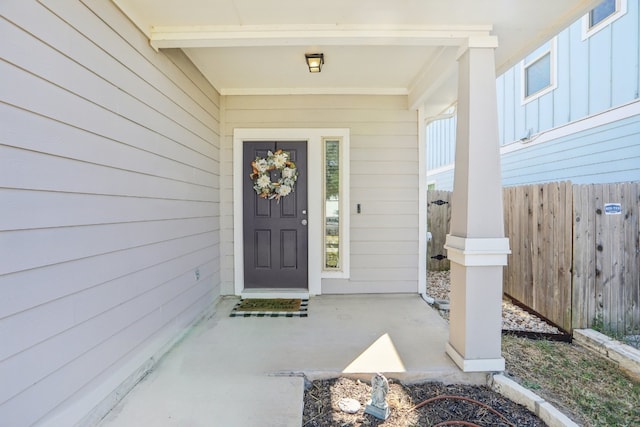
[[249, 149, 298, 201]]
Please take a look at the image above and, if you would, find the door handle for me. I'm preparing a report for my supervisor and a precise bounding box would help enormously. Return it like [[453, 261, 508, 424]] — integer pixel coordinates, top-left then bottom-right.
[[301, 219, 308, 226]]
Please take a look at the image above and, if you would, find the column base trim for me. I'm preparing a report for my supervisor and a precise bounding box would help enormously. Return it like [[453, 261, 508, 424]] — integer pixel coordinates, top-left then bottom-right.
[[446, 342, 505, 372], [444, 235, 510, 266]]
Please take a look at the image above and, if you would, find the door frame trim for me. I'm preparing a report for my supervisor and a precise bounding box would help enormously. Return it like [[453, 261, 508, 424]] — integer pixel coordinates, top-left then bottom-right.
[[233, 128, 349, 296]]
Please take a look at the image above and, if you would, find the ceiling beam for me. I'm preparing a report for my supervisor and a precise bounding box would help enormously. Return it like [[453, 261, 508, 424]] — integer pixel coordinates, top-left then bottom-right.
[[407, 34, 497, 111], [149, 24, 493, 50], [407, 46, 459, 110]]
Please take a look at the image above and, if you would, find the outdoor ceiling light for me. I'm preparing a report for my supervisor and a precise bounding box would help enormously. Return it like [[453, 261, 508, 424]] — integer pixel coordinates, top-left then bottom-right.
[[305, 53, 324, 73]]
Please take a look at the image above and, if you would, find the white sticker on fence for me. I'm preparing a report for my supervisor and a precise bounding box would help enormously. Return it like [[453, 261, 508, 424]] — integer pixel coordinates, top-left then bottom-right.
[[604, 203, 622, 215]]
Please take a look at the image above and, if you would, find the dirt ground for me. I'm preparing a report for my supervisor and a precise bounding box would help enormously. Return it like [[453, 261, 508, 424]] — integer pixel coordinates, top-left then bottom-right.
[[303, 377, 546, 427]]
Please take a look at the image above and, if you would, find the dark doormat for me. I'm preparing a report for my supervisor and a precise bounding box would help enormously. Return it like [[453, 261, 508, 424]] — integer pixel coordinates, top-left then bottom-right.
[[230, 298, 309, 317]]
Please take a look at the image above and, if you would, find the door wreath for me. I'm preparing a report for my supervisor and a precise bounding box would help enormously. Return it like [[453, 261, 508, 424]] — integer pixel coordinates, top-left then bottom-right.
[[249, 149, 298, 201]]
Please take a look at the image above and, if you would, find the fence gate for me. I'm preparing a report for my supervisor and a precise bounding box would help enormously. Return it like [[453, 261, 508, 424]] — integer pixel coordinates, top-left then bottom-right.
[[572, 183, 640, 335], [502, 182, 573, 332], [427, 190, 451, 271]]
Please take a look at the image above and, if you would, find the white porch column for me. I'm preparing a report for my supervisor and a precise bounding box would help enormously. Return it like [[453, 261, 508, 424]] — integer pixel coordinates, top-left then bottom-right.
[[445, 38, 510, 372]]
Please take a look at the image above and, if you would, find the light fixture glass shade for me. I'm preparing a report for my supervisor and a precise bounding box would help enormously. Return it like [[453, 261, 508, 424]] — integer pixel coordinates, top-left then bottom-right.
[[305, 53, 324, 73]]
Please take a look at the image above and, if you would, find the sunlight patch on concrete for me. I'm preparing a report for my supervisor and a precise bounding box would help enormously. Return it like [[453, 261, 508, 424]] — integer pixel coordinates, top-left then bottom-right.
[[342, 333, 406, 373]]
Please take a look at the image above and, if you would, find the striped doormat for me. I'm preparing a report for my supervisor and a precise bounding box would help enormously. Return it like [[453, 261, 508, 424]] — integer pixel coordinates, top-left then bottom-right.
[[230, 298, 309, 317]]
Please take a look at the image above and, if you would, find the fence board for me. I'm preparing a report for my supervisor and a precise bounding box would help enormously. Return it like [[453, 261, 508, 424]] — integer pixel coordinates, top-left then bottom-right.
[[537, 183, 547, 318], [572, 185, 586, 328], [594, 184, 606, 326], [626, 184, 640, 334], [562, 180, 573, 328], [631, 184, 640, 333], [538, 183, 551, 322], [610, 184, 622, 331], [524, 185, 534, 305], [573, 184, 597, 329], [560, 182, 573, 329]]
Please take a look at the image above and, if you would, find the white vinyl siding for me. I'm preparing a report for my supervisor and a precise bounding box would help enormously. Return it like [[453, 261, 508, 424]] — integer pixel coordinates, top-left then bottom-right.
[[222, 95, 419, 294], [0, 1, 220, 426]]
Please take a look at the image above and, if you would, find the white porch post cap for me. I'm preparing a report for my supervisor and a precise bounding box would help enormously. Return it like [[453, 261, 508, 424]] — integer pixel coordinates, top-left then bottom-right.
[[456, 35, 499, 59], [444, 235, 510, 266]]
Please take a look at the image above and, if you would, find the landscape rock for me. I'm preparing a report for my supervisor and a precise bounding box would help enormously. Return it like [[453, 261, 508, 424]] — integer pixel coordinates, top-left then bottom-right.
[[427, 271, 561, 334], [338, 397, 361, 414]]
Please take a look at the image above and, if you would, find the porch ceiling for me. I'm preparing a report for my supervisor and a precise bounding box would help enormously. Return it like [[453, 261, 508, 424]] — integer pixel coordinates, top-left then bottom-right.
[[113, 0, 600, 114]]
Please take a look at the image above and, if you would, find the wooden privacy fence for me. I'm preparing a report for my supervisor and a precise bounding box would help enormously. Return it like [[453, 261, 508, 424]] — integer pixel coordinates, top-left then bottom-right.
[[428, 182, 640, 334], [503, 182, 574, 332]]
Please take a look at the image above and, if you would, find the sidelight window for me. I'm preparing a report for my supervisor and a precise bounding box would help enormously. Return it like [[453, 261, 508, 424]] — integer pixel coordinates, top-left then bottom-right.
[[323, 139, 341, 270]]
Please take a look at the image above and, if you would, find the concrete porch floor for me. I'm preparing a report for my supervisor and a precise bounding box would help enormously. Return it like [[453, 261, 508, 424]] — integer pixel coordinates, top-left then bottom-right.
[[98, 294, 485, 427]]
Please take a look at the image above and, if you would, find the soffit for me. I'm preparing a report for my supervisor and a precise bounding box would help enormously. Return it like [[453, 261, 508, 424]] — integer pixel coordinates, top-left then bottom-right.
[[112, 0, 601, 114]]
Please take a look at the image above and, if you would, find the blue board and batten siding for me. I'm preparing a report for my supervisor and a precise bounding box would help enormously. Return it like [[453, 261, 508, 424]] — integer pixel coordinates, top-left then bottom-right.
[[502, 113, 640, 186], [0, 1, 221, 426], [426, 114, 457, 171], [427, 0, 640, 189], [426, 115, 456, 189]]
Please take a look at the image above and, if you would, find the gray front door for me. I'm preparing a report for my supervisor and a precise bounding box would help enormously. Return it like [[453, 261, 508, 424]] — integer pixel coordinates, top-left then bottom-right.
[[243, 141, 308, 289]]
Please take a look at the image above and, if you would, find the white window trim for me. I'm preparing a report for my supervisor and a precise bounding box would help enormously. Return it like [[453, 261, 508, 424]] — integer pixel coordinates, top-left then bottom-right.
[[520, 37, 557, 105], [321, 137, 350, 278], [233, 128, 350, 296], [582, 0, 627, 40]]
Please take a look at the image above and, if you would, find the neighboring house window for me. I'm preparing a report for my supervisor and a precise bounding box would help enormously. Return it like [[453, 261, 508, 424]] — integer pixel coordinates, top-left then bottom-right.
[[591, 0, 616, 26], [324, 139, 342, 271], [521, 38, 557, 103], [582, 0, 627, 39], [525, 54, 551, 96]]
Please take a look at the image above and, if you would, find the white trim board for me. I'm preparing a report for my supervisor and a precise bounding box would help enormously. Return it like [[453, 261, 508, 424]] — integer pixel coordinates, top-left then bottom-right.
[[502, 99, 640, 154], [418, 107, 428, 295], [446, 342, 506, 372], [233, 128, 350, 296]]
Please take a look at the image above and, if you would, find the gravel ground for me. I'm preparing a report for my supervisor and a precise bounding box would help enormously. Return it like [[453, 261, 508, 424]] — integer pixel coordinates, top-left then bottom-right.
[[427, 270, 561, 334], [303, 377, 546, 427]]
